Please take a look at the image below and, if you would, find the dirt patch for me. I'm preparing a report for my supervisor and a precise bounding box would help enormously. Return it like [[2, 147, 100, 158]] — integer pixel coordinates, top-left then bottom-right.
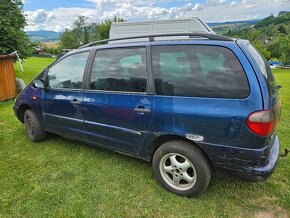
[[255, 210, 289, 218]]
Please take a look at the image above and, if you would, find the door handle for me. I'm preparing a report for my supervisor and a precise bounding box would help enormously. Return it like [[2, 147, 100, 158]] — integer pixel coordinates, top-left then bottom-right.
[[134, 106, 151, 113], [71, 99, 81, 105]]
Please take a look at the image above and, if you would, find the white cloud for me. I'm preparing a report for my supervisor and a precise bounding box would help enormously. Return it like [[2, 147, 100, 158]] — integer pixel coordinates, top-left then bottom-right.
[[25, 7, 97, 31], [206, 0, 227, 5], [27, 9, 53, 23], [193, 3, 204, 10], [229, 1, 237, 6], [25, 0, 290, 32]]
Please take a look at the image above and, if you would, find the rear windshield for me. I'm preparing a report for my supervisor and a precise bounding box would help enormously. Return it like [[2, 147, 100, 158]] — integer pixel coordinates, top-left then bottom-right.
[[247, 43, 276, 95]]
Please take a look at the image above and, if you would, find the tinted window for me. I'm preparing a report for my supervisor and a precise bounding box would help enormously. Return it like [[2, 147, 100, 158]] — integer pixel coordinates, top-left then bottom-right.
[[90, 48, 147, 92], [152, 45, 249, 98], [48, 52, 89, 89], [247, 43, 276, 95]]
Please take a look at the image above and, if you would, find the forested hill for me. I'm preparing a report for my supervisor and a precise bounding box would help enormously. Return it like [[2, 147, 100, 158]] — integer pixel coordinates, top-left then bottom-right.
[[254, 11, 290, 28], [225, 11, 290, 64], [26, 30, 60, 42]]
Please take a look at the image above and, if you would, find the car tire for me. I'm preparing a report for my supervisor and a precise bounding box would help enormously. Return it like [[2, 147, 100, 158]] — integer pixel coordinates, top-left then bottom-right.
[[24, 109, 46, 142], [152, 140, 211, 197]]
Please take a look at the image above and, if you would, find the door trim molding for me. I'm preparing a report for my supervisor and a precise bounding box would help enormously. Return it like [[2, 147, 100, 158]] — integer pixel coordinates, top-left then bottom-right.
[[84, 120, 141, 135]]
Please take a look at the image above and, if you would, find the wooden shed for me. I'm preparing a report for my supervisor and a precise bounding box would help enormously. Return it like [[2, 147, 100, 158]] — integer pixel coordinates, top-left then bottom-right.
[[0, 54, 17, 101]]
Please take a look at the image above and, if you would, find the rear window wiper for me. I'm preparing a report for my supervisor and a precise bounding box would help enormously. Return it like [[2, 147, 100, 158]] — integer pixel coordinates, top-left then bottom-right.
[[271, 85, 282, 97], [275, 85, 282, 91]]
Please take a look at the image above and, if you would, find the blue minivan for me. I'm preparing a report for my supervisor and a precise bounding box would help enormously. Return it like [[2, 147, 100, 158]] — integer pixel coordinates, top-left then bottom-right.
[[13, 33, 281, 197]]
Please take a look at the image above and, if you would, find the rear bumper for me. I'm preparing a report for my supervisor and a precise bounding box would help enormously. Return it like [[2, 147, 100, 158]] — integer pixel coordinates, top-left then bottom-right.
[[247, 135, 280, 180], [201, 135, 280, 181]]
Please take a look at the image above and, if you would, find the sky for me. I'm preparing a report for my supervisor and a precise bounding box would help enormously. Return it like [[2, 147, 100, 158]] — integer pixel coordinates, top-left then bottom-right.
[[22, 0, 290, 32]]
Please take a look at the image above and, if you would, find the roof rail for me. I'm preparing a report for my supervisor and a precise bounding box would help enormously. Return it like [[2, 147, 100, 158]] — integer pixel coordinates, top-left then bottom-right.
[[79, 33, 233, 49]]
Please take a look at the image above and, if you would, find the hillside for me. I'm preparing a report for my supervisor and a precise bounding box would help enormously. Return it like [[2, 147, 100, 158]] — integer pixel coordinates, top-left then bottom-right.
[[254, 11, 290, 28], [208, 19, 260, 35], [26, 19, 261, 42], [225, 11, 290, 64], [26, 30, 60, 42]]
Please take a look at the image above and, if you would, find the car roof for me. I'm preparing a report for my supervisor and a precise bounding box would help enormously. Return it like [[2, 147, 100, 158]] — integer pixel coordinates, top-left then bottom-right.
[[80, 33, 233, 48], [62, 33, 235, 57]]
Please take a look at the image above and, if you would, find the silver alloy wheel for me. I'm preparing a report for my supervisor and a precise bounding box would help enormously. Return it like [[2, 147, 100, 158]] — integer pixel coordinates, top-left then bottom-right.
[[159, 153, 197, 191]]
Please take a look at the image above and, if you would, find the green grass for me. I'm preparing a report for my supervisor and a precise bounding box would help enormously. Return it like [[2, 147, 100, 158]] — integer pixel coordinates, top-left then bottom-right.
[[14, 57, 55, 85], [0, 57, 289, 217]]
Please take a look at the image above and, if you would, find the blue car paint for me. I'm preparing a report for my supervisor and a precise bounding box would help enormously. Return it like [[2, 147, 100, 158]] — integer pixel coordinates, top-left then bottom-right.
[[82, 92, 154, 155], [13, 39, 280, 181], [41, 89, 86, 140], [13, 85, 42, 122]]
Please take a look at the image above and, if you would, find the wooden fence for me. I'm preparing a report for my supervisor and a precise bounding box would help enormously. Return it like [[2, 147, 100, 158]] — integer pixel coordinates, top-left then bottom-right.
[[0, 54, 17, 101]]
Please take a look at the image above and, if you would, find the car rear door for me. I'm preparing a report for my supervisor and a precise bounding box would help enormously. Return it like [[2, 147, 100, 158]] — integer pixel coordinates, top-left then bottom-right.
[[149, 42, 264, 151], [237, 40, 281, 149], [82, 46, 154, 155], [41, 51, 90, 140]]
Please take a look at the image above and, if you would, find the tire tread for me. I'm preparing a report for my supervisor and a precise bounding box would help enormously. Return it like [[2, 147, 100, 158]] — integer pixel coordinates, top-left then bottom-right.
[[24, 109, 46, 142]]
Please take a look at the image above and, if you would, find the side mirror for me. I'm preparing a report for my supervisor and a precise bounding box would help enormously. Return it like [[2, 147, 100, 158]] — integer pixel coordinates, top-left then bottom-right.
[[32, 79, 44, 89]]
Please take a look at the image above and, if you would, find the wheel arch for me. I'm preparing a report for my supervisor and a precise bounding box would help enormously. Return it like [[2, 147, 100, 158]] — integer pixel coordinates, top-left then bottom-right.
[[17, 104, 32, 123], [149, 134, 214, 170]]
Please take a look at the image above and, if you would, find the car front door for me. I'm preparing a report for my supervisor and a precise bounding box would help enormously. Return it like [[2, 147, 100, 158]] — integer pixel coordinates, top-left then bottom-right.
[[41, 51, 90, 140], [82, 47, 154, 155]]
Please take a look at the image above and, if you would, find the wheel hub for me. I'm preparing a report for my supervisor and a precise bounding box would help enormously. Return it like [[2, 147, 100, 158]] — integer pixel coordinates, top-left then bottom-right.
[[26, 116, 34, 135], [159, 153, 197, 191]]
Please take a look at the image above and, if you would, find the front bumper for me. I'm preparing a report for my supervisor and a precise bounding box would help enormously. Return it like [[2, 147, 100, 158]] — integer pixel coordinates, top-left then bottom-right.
[[13, 106, 18, 117]]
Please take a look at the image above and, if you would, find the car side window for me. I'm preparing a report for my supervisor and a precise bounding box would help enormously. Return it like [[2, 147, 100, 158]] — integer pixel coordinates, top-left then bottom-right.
[[152, 45, 249, 98], [48, 52, 89, 89], [90, 47, 147, 93], [196, 52, 225, 76], [159, 52, 191, 81]]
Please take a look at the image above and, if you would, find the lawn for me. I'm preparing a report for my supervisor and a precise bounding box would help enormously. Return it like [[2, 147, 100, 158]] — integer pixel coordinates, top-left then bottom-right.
[[0, 57, 289, 217]]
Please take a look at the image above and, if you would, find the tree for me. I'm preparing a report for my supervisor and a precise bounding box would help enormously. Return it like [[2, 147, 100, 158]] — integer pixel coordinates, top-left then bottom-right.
[[227, 29, 232, 35], [222, 11, 290, 63], [74, 16, 95, 45], [247, 29, 263, 41], [60, 16, 125, 49], [47, 47, 61, 55], [98, 19, 113, 40], [0, 0, 32, 57], [98, 17, 126, 40], [60, 28, 82, 49], [277, 25, 287, 34], [252, 40, 271, 60], [278, 11, 288, 17], [60, 16, 96, 49], [268, 36, 290, 64], [263, 25, 275, 37]]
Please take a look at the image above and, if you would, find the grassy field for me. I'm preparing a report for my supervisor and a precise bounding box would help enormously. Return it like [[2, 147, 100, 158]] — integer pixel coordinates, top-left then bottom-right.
[[0, 57, 289, 217]]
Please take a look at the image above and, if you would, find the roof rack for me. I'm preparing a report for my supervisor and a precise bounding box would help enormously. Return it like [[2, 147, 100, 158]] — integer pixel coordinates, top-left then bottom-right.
[[79, 33, 233, 49]]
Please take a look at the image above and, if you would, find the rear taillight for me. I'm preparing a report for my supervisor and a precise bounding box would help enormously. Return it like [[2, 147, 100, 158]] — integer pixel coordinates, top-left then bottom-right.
[[246, 102, 281, 136]]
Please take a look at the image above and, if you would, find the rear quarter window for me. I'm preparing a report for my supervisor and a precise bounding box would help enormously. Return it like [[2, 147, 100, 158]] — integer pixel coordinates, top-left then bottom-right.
[[152, 45, 249, 98], [246, 43, 276, 95]]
